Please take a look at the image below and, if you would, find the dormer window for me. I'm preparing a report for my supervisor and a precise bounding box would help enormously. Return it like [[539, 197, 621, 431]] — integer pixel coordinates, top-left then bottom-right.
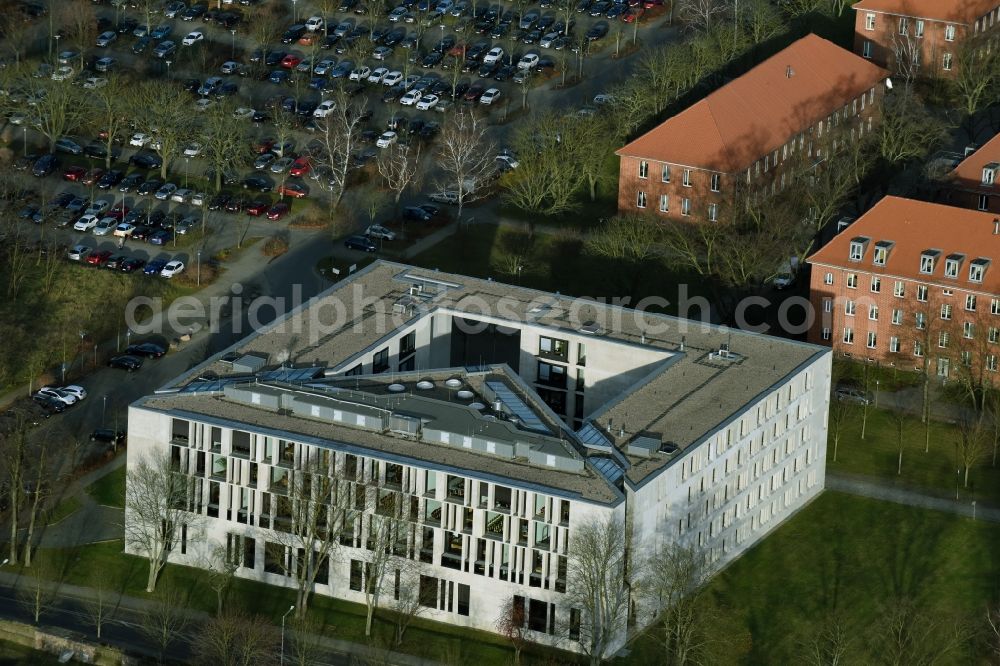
[[984, 163, 998, 185], [849, 236, 869, 262], [919, 250, 940, 274], [970, 258, 990, 283], [873, 240, 894, 266], [944, 253, 964, 279]]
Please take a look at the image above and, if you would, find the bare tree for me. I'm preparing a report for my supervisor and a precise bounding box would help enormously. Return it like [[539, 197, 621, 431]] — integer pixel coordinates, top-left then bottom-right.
[[802, 614, 853, 665], [139, 585, 191, 664], [566, 514, 634, 666], [87, 75, 135, 169], [951, 38, 1000, 138], [15, 77, 88, 153], [389, 567, 429, 647], [737, 0, 783, 44], [503, 112, 586, 219], [57, 1, 97, 70], [887, 392, 910, 475], [376, 141, 423, 216], [877, 91, 949, 165], [191, 608, 281, 666], [435, 111, 496, 224], [82, 569, 118, 639], [872, 598, 968, 666], [888, 30, 922, 89], [124, 453, 199, 593], [17, 558, 56, 624], [313, 87, 368, 211], [495, 595, 529, 665], [0, 412, 30, 564], [986, 604, 1000, 659], [22, 440, 53, 567], [361, 511, 399, 637], [643, 543, 715, 665], [956, 416, 988, 488], [201, 101, 253, 193], [204, 543, 240, 615], [585, 215, 664, 298], [676, 0, 731, 32], [134, 81, 197, 180], [287, 615, 328, 666]]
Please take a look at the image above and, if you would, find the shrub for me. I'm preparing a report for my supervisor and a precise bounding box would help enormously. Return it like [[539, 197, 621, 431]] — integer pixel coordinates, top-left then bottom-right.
[[262, 235, 290, 257]]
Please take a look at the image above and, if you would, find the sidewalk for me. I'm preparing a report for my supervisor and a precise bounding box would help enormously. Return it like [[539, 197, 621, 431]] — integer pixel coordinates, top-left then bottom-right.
[[827, 472, 1000, 523]]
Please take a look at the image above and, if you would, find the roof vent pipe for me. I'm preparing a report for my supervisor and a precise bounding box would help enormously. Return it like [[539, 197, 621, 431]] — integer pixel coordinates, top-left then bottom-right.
[[994, 218, 999, 235], [786, 65, 794, 78]]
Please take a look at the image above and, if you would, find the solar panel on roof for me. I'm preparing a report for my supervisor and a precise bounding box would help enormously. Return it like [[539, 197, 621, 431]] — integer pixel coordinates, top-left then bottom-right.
[[485, 380, 550, 434], [589, 456, 624, 483], [576, 422, 612, 448]]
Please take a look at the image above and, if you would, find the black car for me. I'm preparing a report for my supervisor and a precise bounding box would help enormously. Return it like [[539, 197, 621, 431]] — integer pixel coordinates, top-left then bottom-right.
[[243, 175, 273, 192], [105, 254, 128, 270], [97, 170, 125, 189], [138, 179, 164, 195], [121, 257, 147, 272], [90, 428, 126, 445], [32, 154, 58, 177], [281, 25, 307, 44], [421, 52, 443, 68], [126, 342, 166, 358], [84, 143, 122, 160], [345, 235, 378, 252], [586, 21, 609, 40], [130, 152, 163, 170], [264, 50, 287, 67], [32, 395, 66, 414], [494, 64, 515, 81], [118, 173, 144, 192], [478, 61, 499, 78], [208, 193, 231, 210], [403, 205, 433, 221], [147, 210, 167, 228], [133, 35, 152, 54]]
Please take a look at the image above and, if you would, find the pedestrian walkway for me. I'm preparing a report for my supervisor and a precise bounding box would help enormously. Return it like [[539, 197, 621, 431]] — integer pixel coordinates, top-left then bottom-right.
[[827, 472, 1000, 523]]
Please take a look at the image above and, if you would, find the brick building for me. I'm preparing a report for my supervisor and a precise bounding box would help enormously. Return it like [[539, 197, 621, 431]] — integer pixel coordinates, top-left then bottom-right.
[[942, 132, 1000, 214], [853, 0, 1000, 76], [807, 196, 1000, 382], [615, 34, 887, 222]]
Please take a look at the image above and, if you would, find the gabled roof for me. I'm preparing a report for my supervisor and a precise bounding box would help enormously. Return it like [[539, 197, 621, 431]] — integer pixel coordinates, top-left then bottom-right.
[[853, 0, 999, 24], [616, 35, 888, 173], [949, 132, 1000, 191], [807, 196, 1000, 294]]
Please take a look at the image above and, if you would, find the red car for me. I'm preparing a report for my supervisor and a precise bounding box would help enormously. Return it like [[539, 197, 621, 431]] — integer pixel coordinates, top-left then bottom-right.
[[278, 182, 309, 199], [289, 156, 311, 177], [246, 200, 270, 216], [280, 53, 303, 69], [63, 165, 86, 182], [81, 167, 105, 186], [266, 202, 290, 220], [107, 203, 130, 220], [85, 250, 113, 266], [253, 137, 276, 154], [623, 7, 643, 22]]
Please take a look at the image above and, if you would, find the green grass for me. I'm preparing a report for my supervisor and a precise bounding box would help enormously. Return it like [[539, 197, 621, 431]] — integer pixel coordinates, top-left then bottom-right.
[[622, 492, 1000, 665], [0, 638, 67, 665], [28, 539, 573, 666], [43, 495, 82, 525], [835, 357, 923, 392], [409, 225, 714, 316], [85, 465, 126, 508], [828, 405, 1000, 505]]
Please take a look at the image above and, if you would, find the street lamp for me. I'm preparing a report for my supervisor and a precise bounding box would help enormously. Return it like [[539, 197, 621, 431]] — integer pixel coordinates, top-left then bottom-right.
[[292, 0, 299, 22], [280, 605, 295, 664], [231, 29, 237, 59], [103, 395, 107, 425], [184, 157, 190, 188], [1, 559, 8, 566], [197, 250, 202, 286], [165, 59, 172, 78], [22, 126, 26, 158]]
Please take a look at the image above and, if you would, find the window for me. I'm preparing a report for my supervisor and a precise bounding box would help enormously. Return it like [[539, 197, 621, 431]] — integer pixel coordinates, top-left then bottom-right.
[[707, 203, 718, 222], [372, 347, 390, 374], [920, 252, 938, 274], [939, 332, 950, 348], [970, 259, 989, 283], [966, 294, 977, 311], [988, 355, 999, 372], [915, 312, 926, 329], [981, 195, 991, 211], [845, 300, 856, 316], [941, 304, 952, 320], [964, 321, 975, 339], [539, 337, 568, 361], [681, 198, 691, 216], [822, 328, 831, 341], [871, 276, 881, 293], [890, 336, 900, 353], [898, 17, 908, 34], [944, 256, 962, 279], [945, 24, 956, 41], [638, 160, 648, 178], [661, 164, 670, 182], [892, 309, 903, 325], [873, 243, 890, 266], [993, 299, 1000, 315], [943, 52, 953, 70], [537, 361, 567, 388], [914, 341, 923, 357], [990, 327, 999, 344], [350, 560, 363, 591], [915, 19, 924, 37], [824, 272, 833, 285], [862, 40, 872, 59], [682, 169, 691, 187], [867, 332, 877, 349], [710, 173, 721, 192], [659, 194, 669, 212], [399, 331, 416, 359], [457, 584, 470, 616], [984, 165, 997, 185], [569, 608, 581, 641], [894, 281, 905, 297], [849, 240, 866, 261], [869, 305, 879, 321], [917, 285, 928, 302], [419, 575, 438, 608], [843, 328, 854, 344], [847, 273, 858, 289], [823, 298, 832, 313], [865, 13, 875, 30], [636, 191, 646, 208]]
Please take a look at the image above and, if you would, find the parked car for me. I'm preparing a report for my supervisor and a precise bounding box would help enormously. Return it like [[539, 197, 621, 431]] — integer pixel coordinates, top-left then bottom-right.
[[126, 342, 166, 358], [108, 355, 143, 371], [160, 260, 185, 278], [835, 385, 873, 405], [90, 428, 126, 446], [345, 234, 378, 252], [366, 224, 396, 240]]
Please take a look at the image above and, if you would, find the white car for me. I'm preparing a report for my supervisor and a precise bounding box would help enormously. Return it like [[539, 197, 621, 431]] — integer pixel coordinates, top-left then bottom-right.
[[349, 66, 371, 81], [366, 224, 396, 240], [376, 131, 398, 148], [182, 31, 204, 46], [66, 244, 92, 261], [35, 387, 77, 406], [160, 260, 185, 278], [60, 385, 87, 400], [313, 100, 337, 118], [479, 88, 501, 105], [415, 94, 439, 110], [114, 222, 136, 237], [83, 77, 108, 89], [171, 188, 193, 203], [305, 15, 325, 31], [74, 214, 99, 231], [399, 89, 422, 106], [372, 46, 393, 60], [51, 66, 74, 81], [368, 67, 389, 84], [483, 46, 504, 64], [190, 192, 206, 206], [129, 132, 152, 147], [233, 107, 256, 120], [93, 217, 117, 236], [382, 70, 403, 86], [496, 154, 519, 170], [517, 53, 539, 70], [84, 199, 112, 216], [183, 142, 202, 157]]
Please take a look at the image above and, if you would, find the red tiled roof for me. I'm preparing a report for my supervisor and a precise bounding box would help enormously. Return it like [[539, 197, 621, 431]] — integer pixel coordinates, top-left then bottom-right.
[[853, 0, 999, 24], [949, 132, 1000, 192], [807, 196, 1000, 294], [616, 35, 888, 173]]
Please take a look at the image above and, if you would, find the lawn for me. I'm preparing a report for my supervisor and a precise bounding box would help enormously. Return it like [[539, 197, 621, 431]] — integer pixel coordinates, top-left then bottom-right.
[[622, 492, 1000, 665], [409, 224, 715, 317], [85, 465, 126, 508], [43, 495, 81, 525], [827, 406, 1000, 505], [0, 639, 67, 665]]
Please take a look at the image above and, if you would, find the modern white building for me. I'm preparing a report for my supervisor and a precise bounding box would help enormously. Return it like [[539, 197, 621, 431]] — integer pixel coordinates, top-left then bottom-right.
[[125, 261, 832, 654]]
